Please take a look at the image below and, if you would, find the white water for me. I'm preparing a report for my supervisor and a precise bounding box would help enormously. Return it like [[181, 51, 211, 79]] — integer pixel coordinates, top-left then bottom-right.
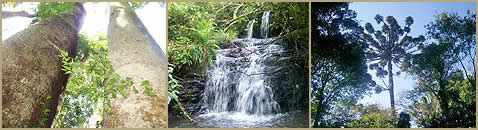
[[246, 20, 255, 40], [260, 11, 270, 38], [202, 38, 282, 115], [199, 11, 286, 127]]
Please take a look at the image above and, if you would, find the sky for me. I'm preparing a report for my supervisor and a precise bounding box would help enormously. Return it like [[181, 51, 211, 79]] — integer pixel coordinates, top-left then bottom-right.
[[2, 2, 167, 54], [350, 2, 476, 111]]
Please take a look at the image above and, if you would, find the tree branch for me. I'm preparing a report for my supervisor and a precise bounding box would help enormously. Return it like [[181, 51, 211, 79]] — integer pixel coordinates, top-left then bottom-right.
[[174, 99, 197, 123], [2, 11, 35, 18]]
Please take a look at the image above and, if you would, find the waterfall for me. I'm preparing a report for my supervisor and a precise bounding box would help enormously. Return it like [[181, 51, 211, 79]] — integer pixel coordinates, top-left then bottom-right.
[[246, 20, 255, 39], [168, 10, 309, 128], [202, 39, 282, 116], [260, 11, 270, 38], [202, 12, 283, 116]]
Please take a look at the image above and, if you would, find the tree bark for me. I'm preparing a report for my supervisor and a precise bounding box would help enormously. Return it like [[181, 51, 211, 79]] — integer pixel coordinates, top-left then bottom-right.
[[103, 2, 167, 128], [387, 60, 395, 114], [313, 81, 326, 128], [2, 3, 85, 128]]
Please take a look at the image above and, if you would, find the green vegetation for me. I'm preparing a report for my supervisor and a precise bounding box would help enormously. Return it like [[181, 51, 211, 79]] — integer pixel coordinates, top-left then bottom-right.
[[168, 2, 309, 122], [168, 2, 308, 74], [2, 2, 19, 7], [5, 2, 156, 128], [52, 33, 156, 128], [31, 2, 75, 24], [402, 11, 476, 128], [4, 2, 164, 128], [311, 2, 475, 128], [24, 96, 53, 128], [362, 13, 425, 113], [349, 105, 397, 128], [310, 2, 374, 128]]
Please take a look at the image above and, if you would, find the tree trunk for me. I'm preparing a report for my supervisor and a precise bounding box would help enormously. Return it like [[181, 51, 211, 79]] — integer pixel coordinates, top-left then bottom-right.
[[103, 2, 167, 128], [2, 3, 85, 128], [387, 60, 395, 114], [313, 82, 326, 128]]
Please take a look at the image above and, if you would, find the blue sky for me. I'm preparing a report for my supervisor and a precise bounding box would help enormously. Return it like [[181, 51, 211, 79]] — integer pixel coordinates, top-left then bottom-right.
[[350, 2, 476, 111]]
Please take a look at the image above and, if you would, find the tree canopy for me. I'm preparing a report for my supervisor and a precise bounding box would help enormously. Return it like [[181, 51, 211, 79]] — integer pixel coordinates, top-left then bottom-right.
[[311, 3, 475, 128], [311, 2, 374, 128]]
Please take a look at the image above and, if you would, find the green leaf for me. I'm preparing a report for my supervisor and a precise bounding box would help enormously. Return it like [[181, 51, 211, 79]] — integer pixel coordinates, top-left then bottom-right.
[[141, 80, 150, 87], [43, 108, 51, 116], [133, 86, 139, 93], [118, 88, 128, 98]]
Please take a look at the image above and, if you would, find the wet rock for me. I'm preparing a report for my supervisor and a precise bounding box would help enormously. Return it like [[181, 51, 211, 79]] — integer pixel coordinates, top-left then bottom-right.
[[168, 77, 206, 116]]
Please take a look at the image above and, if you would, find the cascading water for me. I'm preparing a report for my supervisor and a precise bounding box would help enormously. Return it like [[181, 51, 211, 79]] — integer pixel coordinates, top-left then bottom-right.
[[202, 38, 282, 115], [246, 20, 255, 40], [260, 11, 270, 38], [202, 11, 280, 116], [169, 11, 308, 128]]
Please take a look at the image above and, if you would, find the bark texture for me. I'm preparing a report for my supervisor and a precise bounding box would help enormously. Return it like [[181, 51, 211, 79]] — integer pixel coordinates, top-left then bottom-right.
[[103, 2, 168, 128], [2, 3, 85, 128]]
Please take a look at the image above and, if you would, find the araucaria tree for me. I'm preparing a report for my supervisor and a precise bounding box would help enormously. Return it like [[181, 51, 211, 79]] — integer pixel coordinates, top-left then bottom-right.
[[311, 2, 373, 128], [361, 14, 425, 113]]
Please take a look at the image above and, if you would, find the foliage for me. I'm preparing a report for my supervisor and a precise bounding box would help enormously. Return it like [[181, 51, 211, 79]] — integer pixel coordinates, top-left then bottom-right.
[[168, 64, 182, 104], [2, 2, 19, 7], [424, 10, 476, 86], [311, 100, 357, 128], [24, 96, 52, 128], [402, 11, 476, 128], [361, 12, 425, 112], [349, 104, 397, 128], [52, 34, 155, 128], [168, 2, 232, 74], [310, 2, 373, 128], [128, 2, 147, 9], [406, 74, 476, 128], [31, 2, 75, 24], [52, 34, 109, 128], [404, 43, 476, 128], [168, 2, 308, 75]]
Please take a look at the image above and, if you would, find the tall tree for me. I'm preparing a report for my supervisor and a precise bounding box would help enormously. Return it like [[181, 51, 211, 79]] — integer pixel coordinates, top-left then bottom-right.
[[403, 11, 476, 128], [2, 3, 85, 127], [361, 14, 425, 113], [404, 42, 476, 127], [311, 2, 373, 128], [425, 11, 476, 86], [103, 2, 167, 128]]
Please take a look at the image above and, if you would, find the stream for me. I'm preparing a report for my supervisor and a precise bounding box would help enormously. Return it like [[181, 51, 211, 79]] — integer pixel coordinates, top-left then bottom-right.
[[169, 11, 308, 128]]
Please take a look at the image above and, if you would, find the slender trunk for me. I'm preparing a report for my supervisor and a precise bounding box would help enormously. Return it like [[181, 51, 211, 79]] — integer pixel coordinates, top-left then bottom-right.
[[313, 79, 327, 128], [2, 3, 85, 128], [103, 2, 167, 128], [437, 80, 449, 114], [387, 59, 395, 114]]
